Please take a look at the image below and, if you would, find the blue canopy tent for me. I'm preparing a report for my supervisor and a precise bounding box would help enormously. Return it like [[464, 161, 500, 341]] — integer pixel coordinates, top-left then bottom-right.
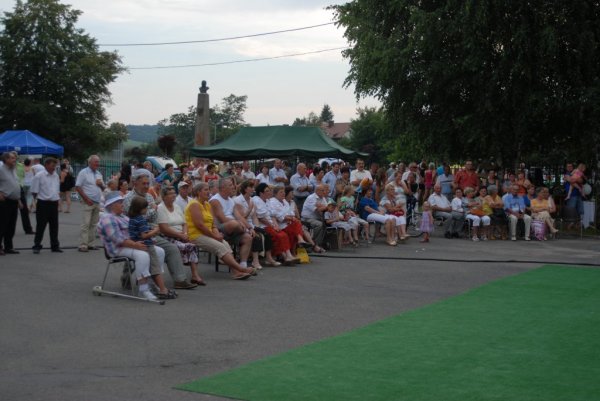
[[0, 130, 64, 156]]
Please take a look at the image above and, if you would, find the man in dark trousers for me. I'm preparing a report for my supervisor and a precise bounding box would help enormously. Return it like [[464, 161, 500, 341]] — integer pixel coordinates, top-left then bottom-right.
[[31, 157, 62, 253], [16, 158, 35, 235], [0, 151, 22, 255]]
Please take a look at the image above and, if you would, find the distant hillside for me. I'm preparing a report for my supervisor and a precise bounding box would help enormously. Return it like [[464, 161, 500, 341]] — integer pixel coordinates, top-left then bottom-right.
[[123, 139, 146, 150], [126, 124, 159, 143]]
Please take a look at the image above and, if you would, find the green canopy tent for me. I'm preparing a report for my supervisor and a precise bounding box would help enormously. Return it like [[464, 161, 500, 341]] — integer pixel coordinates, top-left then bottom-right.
[[190, 126, 367, 160]]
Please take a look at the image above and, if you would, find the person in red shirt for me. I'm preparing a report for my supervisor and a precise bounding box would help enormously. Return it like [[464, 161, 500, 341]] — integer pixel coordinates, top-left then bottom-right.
[[453, 160, 480, 191]]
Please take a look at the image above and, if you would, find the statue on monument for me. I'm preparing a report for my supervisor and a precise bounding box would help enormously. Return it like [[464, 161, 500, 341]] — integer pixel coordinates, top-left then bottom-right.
[[195, 80, 211, 146], [199, 80, 209, 94]]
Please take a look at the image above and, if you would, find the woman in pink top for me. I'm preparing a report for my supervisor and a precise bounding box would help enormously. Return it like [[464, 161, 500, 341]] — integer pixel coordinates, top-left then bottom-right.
[[423, 162, 436, 201]]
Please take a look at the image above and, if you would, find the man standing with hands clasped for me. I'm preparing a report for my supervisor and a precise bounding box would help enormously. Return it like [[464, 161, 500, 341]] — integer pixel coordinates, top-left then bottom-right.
[[75, 155, 105, 252], [31, 157, 62, 253]]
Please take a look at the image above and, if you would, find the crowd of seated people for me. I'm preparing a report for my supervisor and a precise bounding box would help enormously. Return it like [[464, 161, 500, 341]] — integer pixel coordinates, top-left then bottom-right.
[[424, 159, 580, 242], [91, 156, 590, 299]]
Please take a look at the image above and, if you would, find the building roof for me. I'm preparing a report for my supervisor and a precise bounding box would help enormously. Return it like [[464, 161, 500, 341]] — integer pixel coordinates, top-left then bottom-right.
[[321, 122, 351, 140]]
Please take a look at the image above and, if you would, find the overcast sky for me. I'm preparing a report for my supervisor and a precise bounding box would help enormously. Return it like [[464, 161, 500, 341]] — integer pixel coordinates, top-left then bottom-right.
[[0, 0, 380, 126]]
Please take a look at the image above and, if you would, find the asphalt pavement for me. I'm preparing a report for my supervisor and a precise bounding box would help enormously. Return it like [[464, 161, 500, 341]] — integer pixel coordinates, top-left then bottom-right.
[[1, 201, 597, 401]]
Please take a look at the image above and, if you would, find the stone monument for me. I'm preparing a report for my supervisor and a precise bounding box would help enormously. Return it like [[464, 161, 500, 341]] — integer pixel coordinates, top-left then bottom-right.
[[194, 80, 210, 146]]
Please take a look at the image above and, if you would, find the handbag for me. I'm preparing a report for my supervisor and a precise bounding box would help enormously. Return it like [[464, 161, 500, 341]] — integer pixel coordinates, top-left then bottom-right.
[[296, 247, 310, 264]]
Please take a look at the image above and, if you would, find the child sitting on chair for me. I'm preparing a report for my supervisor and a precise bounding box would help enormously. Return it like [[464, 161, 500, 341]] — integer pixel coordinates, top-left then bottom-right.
[[324, 200, 358, 246], [339, 185, 370, 242], [128, 196, 176, 300]]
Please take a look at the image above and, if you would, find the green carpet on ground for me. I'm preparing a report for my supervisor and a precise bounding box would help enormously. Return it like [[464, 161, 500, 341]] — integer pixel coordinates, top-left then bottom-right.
[[177, 265, 600, 401]]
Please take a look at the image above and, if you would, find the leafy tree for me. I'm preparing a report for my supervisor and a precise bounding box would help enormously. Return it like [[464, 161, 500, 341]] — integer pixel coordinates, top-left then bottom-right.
[[348, 106, 393, 164], [292, 111, 321, 127], [156, 106, 196, 159], [331, 1, 600, 167], [320, 104, 334, 123], [157, 134, 176, 156], [125, 146, 147, 163], [125, 142, 159, 163], [210, 94, 248, 143], [0, 0, 125, 160], [107, 122, 128, 143]]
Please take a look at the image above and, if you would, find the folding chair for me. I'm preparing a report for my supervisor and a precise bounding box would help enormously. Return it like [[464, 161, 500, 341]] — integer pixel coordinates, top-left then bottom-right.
[[367, 221, 383, 244], [92, 247, 164, 305], [213, 236, 239, 272], [557, 206, 584, 238], [324, 226, 342, 250], [358, 223, 372, 246]]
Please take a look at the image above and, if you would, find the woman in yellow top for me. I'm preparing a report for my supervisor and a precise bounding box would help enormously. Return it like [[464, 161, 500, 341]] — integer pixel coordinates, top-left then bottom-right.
[[464, 187, 491, 241], [483, 185, 507, 240], [531, 187, 559, 238], [185, 182, 254, 280]]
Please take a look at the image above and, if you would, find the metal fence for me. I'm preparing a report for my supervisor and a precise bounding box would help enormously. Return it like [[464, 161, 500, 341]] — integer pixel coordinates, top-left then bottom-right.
[[72, 160, 122, 181]]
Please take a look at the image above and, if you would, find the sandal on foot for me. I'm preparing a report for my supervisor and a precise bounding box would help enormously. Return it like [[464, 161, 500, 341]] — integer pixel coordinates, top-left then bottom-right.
[[157, 290, 178, 300], [232, 273, 251, 280], [191, 278, 207, 286]]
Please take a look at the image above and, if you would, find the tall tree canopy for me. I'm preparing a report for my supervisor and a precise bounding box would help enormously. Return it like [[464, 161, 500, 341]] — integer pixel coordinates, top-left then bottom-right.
[[320, 104, 334, 123], [0, 0, 125, 159], [331, 1, 600, 166], [347, 106, 392, 163]]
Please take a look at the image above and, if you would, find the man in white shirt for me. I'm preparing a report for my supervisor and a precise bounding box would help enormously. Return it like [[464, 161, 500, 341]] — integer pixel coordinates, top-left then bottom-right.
[[31, 158, 45, 175], [210, 178, 253, 269], [191, 158, 206, 185], [301, 184, 329, 248], [75, 155, 105, 252], [31, 157, 61, 253], [290, 163, 314, 212], [175, 181, 190, 212], [402, 162, 423, 184], [350, 159, 372, 190], [241, 160, 256, 181], [428, 184, 454, 238], [269, 159, 288, 187]]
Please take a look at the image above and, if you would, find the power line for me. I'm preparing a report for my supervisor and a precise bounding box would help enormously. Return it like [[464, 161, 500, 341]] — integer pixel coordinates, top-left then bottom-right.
[[127, 46, 349, 70], [99, 22, 336, 47]]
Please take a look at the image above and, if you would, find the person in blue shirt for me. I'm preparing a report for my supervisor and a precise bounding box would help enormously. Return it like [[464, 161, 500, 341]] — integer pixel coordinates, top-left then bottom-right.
[[564, 162, 585, 217], [503, 184, 531, 241], [357, 187, 395, 246]]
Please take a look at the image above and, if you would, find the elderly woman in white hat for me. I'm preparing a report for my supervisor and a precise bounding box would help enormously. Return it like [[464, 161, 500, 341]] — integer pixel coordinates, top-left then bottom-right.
[[97, 191, 174, 300]]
